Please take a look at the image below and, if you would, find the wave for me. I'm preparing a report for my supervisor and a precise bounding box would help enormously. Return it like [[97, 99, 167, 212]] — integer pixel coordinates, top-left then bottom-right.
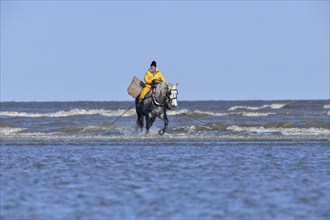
[[0, 109, 229, 118], [0, 109, 137, 118], [227, 125, 330, 136], [167, 109, 228, 117], [2, 120, 328, 137], [228, 103, 293, 111], [0, 122, 14, 127], [0, 127, 26, 135], [172, 123, 229, 133], [2, 126, 329, 140], [0, 108, 280, 119], [0, 125, 123, 136], [324, 104, 330, 109], [172, 121, 329, 135], [303, 122, 330, 129], [168, 110, 274, 117], [2, 133, 329, 143], [50, 125, 112, 134], [171, 122, 328, 134], [240, 112, 275, 117]]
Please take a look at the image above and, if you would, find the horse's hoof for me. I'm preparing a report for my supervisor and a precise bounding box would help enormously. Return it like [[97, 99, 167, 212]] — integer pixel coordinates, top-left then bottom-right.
[[159, 129, 166, 135]]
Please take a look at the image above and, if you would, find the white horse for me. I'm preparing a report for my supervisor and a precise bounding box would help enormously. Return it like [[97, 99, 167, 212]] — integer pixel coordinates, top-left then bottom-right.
[[135, 82, 178, 135]]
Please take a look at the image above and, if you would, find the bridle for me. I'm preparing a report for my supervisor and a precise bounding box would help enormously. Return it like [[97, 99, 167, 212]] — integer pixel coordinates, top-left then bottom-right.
[[165, 88, 178, 109], [152, 83, 178, 108], [167, 89, 178, 101]]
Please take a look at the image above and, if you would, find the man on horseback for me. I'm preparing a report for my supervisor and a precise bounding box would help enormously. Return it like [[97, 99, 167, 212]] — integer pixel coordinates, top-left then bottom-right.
[[133, 60, 178, 135], [137, 61, 166, 107]]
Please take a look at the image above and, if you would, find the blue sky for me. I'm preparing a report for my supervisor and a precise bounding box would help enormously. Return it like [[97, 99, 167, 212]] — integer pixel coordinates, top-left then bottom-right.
[[1, 1, 329, 101]]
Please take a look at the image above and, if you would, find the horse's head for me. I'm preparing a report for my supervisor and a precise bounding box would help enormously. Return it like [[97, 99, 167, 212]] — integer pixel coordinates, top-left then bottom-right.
[[152, 82, 178, 108], [166, 83, 178, 108]]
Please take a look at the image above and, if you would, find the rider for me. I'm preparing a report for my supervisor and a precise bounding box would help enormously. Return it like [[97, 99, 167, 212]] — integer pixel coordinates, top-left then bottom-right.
[[137, 61, 166, 106]]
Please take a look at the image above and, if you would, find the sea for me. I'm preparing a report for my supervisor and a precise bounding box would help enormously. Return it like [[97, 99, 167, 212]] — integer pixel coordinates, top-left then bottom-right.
[[1, 100, 329, 219]]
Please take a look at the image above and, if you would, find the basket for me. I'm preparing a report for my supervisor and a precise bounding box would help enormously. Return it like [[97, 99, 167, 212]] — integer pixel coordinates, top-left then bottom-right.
[[127, 76, 145, 98]]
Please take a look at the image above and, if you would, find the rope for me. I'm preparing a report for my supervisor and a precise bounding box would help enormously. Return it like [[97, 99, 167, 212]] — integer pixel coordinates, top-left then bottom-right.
[[103, 102, 135, 132]]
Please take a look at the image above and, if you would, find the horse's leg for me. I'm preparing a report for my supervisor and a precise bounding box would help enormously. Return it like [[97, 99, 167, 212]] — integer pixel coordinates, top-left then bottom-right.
[[135, 98, 144, 132], [159, 112, 168, 135], [136, 112, 144, 132], [146, 113, 156, 134]]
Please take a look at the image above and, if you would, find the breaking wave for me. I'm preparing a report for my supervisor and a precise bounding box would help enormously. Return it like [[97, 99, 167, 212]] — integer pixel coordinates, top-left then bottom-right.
[[0, 125, 124, 136], [1, 125, 329, 140], [227, 125, 330, 136], [167, 109, 228, 117], [172, 123, 229, 133], [2, 121, 329, 136], [168, 110, 275, 117], [0, 109, 137, 118], [0, 109, 230, 118], [240, 112, 275, 117], [170, 122, 329, 135], [49, 125, 120, 134], [0, 127, 26, 135], [228, 103, 293, 111], [0, 109, 281, 118], [324, 104, 330, 109]]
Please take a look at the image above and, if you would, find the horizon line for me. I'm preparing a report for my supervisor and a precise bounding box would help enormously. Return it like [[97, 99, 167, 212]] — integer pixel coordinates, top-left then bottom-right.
[[1, 98, 329, 103]]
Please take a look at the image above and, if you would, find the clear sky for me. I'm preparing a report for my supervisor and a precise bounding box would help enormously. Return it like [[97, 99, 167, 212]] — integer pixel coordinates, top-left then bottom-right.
[[1, 1, 329, 101]]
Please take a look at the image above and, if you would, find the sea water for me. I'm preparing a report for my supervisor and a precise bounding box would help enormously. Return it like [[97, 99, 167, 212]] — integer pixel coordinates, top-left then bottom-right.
[[1, 100, 329, 219]]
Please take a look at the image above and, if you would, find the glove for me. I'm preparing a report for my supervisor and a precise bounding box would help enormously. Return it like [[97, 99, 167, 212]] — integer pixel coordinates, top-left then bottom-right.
[[152, 79, 157, 85]]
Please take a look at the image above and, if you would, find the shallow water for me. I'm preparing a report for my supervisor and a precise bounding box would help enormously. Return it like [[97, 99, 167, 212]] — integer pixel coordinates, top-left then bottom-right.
[[1, 100, 329, 218], [1, 100, 329, 140], [1, 142, 329, 219]]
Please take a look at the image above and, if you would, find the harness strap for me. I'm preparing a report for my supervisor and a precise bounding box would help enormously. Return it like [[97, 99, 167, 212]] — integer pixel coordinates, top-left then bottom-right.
[[168, 89, 178, 100], [152, 97, 166, 106], [152, 82, 167, 106]]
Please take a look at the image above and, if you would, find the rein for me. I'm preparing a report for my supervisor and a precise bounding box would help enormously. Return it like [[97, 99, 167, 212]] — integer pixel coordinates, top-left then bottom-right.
[[152, 97, 166, 106], [152, 83, 167, 106], [152, 83, 178, 107]]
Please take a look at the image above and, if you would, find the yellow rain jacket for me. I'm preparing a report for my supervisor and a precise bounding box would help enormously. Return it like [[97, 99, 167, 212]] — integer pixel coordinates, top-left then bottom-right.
[[139, 69, 166, 99]]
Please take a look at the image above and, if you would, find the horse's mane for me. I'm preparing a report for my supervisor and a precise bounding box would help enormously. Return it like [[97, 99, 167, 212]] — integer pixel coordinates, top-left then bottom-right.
[[166, 82, 176, 90]]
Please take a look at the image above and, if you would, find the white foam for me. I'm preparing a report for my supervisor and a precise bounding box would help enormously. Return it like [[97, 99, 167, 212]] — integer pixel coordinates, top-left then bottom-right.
[[0, 127, 26, 135], [269, 103, 289, 109], [167, 109, 228, 117], [1, 108, 279, 118], [81, 125, 106, 132], [0, 109, 136, 118], [324, 104, 330, 109], [228, 103, 288, 111], [167, 109, 189, 116], [2, 132, 328, 142], [228, 106, 261, 111], [241, 112, 275, 117], [192, 110, 228, 116], [227, 125, 330, 136]]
